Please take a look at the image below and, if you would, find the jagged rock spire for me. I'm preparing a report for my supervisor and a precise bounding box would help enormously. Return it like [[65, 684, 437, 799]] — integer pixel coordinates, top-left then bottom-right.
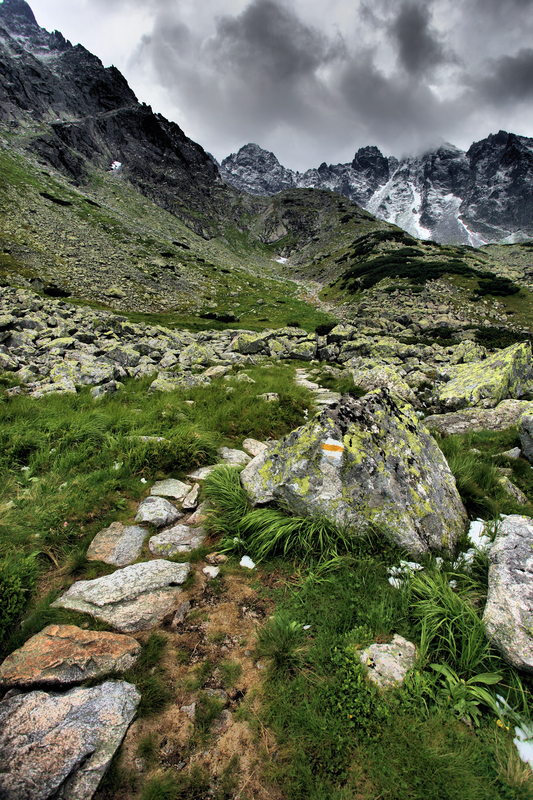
[[0, 0, 39, 27]]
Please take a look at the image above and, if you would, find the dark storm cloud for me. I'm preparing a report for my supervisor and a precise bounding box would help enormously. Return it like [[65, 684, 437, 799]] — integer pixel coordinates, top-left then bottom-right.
[[116, 0, 533, 166], [390, 2, 448, 75], [477, 49, 533, 103], [208, 0, 342, 82]]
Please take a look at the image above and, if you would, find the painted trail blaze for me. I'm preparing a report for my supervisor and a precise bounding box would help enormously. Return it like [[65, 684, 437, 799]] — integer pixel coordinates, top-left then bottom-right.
[[321, 438, 344, 466]]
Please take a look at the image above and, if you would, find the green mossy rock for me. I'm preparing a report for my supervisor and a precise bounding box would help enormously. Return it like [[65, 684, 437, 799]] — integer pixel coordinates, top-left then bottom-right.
[[438, 341, 533, 410], [240, 389, 467, 557]]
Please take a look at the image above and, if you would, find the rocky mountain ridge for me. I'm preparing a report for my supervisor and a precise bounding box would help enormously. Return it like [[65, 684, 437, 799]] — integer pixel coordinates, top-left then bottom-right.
[[220, 134, 533, 247]]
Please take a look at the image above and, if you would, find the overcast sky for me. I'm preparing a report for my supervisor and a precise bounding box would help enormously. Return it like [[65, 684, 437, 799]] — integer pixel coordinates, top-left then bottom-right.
[[26, 0, 533, 170]]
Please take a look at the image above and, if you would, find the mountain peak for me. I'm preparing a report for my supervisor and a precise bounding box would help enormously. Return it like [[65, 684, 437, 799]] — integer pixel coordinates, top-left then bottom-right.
[[0, 0, 38, 28]]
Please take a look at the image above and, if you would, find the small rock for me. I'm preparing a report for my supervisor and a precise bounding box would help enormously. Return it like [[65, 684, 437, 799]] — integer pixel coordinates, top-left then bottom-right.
[[239, 556, 256, 569], [219, 447, 252, 466], [359, 635, 417, 689], [242, 438, 268, 458], [150, 479, 191, 500], [149, 525, 205, 556], [86, 522, 146, 567], [181, 702, 196, 720], [135, 496, 182, 528], [188, 502, 208, 526], [182, 483, 200, 511], [170, 601, 191, 628], [203, 566, 220, 579], [206, 553, 228, 565], [188, 466, 218, 481], [258, 393, 279, 402]]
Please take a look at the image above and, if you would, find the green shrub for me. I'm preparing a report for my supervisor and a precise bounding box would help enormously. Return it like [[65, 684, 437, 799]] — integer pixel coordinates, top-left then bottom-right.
[[0, 551, 40, 644], [256, 612, 306, 676]]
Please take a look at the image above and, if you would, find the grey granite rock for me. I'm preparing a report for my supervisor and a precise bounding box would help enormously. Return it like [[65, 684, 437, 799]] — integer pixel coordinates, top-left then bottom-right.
[[86, 522, 146, 566], [483, 515, 533, 672], [135, 496, 182, 527], [52, 560, 190, 632], [359, 635, 417, 688], [150, 479, 191, 500], [149, 525, 206, 556], [241, 389, 467, 557], [0, 681, 140, 800]]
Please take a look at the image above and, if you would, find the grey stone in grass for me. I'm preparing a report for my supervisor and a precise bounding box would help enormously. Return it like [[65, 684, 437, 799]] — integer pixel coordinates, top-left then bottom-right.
[[188, 466, 218, 481], [135, 496, 182, 527], [52, 560, 190, 633], [0, 680, 140, 800], [241, 389, 467, 557], [425, 399, 533, 436], [519, 415, 533, 463], [150, 479, 191, 501], [483, 515, 533, 672], [359, 635, 417, 689], [149, 525, 206, 557], [219, 447, 251, 466], [242, 438, 268, 458], [86, 522, 146, 567], [182, 483, 200, 511]]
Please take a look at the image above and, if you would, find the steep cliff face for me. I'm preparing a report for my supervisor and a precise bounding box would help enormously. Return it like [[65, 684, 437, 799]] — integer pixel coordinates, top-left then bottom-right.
[[221, 135, 533, 246], [0, 0, 229, 237]]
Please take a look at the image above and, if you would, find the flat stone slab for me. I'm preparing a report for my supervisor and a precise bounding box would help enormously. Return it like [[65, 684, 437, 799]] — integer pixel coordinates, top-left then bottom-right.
[[52, 560, 190, 633], [150, 479, 191, 500], [149, 525, 206, 556], [359, 635, 417, 688], [0, 625, 140, 688], [219, 447, 251, 466], [86, 522, 146, 566], [0, 680, 140, 800], [242, 438, 268, 458], [483, 515, 533, 672], [135, 496, 182, 527]]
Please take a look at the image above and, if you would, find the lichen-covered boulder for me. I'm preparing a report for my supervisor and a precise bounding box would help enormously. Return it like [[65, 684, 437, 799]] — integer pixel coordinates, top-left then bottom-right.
[[351, 365, 417, 404], [483, 515, 533, 672], [425, 399, 533, 436], [240, 390, 467, 556], [438, 342, 533, 410]]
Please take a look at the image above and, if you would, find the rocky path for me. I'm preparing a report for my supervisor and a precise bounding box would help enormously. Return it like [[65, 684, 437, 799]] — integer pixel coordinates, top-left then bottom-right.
[[0, 439, 280, 800]]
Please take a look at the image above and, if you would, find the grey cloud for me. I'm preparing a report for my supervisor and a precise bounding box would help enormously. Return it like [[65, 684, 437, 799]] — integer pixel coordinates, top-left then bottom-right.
[[478, 49, 533, 103], [390, 2, 447, 75], [122, 0, 533, 166]]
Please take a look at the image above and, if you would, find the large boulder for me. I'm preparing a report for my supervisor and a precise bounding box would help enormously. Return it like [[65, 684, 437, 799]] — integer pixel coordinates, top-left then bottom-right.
[[519, 415, 533, 463], [0, 681, 140, 800], [483, 515, 533, 672], [438, 342, 533, 410], [240, 390, 467, 556]]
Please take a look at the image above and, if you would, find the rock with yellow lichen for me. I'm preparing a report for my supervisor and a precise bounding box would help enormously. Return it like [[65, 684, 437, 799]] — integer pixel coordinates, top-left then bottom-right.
[[438, 341, 533, 411], [240, 389, 467, 557]]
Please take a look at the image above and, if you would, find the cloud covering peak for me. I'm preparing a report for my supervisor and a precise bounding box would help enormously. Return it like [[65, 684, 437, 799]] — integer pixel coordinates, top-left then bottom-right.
[[28, 0, 533, 169]]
